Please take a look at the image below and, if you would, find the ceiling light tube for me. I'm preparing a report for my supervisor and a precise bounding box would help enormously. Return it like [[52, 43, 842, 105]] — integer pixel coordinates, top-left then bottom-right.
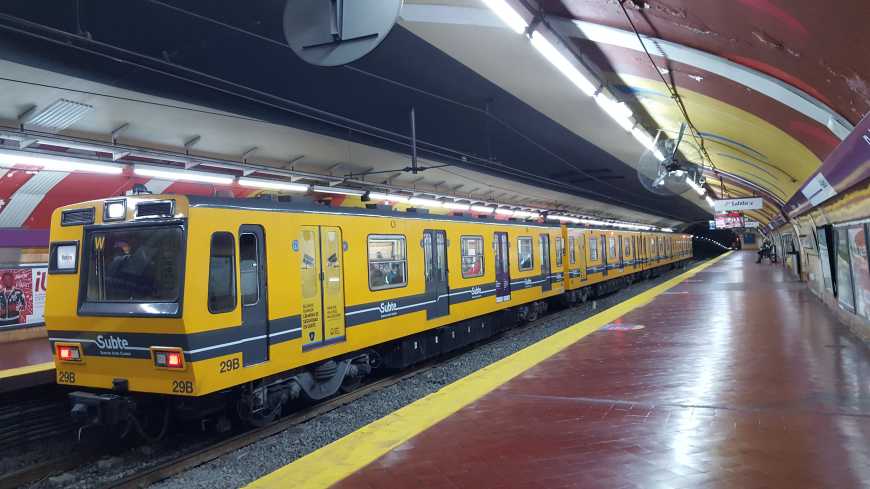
[[408, 197, 443, 208], [368, 192, 410, 203], [494, 208, 516, 217], [0, 148, 123, 175], [529, 31, 597, 96], [705, 195, 715, 208], [594, 94, 634, 132], [443, 201, 471, 211], [134, 164, 233, 185], [470, 205, 495, 214], [311, 185, 365, 196], [238, 177, 309, 192], [480, 0, 527, 34]]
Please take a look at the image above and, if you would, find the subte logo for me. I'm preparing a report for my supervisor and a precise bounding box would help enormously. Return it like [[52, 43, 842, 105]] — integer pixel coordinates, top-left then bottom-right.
[[379, 301, 398, 317]]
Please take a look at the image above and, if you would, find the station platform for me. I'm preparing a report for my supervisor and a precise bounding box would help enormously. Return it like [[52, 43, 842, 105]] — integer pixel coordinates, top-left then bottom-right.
[[0, 337, 54, 393], [249, 251, 870, 489]]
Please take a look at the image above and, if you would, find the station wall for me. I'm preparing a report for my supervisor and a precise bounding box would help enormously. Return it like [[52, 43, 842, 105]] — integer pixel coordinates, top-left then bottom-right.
[[773, 181, 870, 341]]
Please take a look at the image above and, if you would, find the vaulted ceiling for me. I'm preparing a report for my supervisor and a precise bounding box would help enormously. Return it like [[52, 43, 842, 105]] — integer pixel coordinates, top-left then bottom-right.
[[0, 0, 865, 229]]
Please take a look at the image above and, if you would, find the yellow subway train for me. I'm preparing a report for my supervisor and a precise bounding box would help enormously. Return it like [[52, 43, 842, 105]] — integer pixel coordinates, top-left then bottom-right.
[[45, 194, 690, 433]]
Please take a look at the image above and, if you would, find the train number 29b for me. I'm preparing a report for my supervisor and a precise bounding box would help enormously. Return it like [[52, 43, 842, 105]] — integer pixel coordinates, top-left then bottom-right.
[[57, 371, 76, 384], [171, 380, 194, 394], [219, 358, 240, 373]]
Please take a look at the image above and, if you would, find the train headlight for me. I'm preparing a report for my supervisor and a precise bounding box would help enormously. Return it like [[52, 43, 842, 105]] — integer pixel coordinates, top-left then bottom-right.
[[56, 343, 83, 362], [103, 199, 126, 221], [151, 347, 185, 370]]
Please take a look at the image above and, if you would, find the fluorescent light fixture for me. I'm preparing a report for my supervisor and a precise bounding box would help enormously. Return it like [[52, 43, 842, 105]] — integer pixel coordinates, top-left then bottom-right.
[[238, 177, 309, 192], [512, 210, 540, 219], [443, 201, 471, 211], [408, 197, 443, 208], [0, 148, 123, 175], [653, 148, 666, 162], [705, 195, 715, 208], [494, 208, 515, 216], [24, 99, 94, 133], [594, 93, 634, 132], [480, 0, 527, 34], [134, 164, 233, 185], [685, 177, 706, 196], [368, 192, 410, 203], [530, 31, 597, 96], [547, 214, 580, 224], [470, 205, 495, 214], [311, 185, 365, 196], [662, 228, 674, 232]]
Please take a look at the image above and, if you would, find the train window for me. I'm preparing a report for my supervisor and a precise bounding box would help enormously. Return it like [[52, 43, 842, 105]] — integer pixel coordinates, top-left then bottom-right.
[[589, 237, 598, 261], [624, 238, 631, 255], [555, 237, 564, 267], [239, 233, 259, 306], [460, 236, 485, 278], [569, 237, 576, 264], [208, 232, 236, 314], [608, 238, 617, 259], [84, 226, 183, 303], [518, 237, 534, 271], [368, 235, 407, 290]]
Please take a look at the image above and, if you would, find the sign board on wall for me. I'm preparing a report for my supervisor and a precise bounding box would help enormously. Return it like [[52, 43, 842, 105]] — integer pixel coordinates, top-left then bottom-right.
[[0, 266, 47, 330], [712, 197, 763, 212], [800, 172, 838, 206]]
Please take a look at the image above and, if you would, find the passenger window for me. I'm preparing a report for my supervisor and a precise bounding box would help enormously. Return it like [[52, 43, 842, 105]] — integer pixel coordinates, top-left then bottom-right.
[[569, 237, 576, 264], [239, 233, 259, 306], [555, 237, 563, 267], [368, 235, 407, 290], [608, 238, 617, 259], [518, 237, 534, 271], [208, 232, 236, 313], [461, 236, 485, 278], [589, 238, 598, 261], [624, 238, 631, 255]]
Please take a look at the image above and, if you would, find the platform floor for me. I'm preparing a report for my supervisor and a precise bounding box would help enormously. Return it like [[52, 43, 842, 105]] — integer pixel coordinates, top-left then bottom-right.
[[0, 337, 54, 392], [250, 252, 870, 489]]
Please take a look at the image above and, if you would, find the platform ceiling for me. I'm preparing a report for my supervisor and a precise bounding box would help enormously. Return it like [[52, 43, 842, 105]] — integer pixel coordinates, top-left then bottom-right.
[[0, 1, 865, 228]]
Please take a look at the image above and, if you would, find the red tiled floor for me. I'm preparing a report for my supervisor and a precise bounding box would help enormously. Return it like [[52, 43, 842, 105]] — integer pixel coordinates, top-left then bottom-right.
[[334, 252, 870, 489]]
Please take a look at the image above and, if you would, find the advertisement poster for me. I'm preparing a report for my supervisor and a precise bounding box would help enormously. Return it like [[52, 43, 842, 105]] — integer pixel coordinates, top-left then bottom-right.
[[847, 225, 869, 320], [714, 212, 744, 229], [0, 266, 47, 329], [836, 230, 855, 313]]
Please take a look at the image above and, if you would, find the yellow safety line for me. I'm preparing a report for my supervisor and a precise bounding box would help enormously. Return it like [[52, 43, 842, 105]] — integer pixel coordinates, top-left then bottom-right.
[[246, 252, 732, 489], [0, 361, 54, 380]]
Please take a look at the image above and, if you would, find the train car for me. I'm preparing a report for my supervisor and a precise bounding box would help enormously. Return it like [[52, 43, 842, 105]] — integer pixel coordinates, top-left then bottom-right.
[[44, 194, 689, 436]]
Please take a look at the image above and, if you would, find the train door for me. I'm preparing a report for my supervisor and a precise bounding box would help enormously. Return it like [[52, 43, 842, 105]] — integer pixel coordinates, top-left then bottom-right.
[[540, 233, 552, 292], [423, 230, 449, 319], [617, 236, 624, 271], [632, 236, 637, 268], [601, 233, 608, 276], [299, 226, 346, 350], [239, 225, 269, 366], [578, 233, 587, 280], [494, 232, 511, 302]]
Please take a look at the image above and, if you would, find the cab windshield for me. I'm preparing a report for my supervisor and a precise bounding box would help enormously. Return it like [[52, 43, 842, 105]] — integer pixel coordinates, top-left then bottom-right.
[[84, 226, 183, 303]]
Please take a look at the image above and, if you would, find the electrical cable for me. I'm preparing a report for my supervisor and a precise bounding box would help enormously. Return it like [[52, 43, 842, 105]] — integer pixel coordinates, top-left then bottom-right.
[[0, 12, 696, 220], [616, 1, 723, 191]]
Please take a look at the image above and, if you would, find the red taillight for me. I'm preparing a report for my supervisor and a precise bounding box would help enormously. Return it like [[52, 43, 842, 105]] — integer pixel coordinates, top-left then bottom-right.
[[57, 345, 82, 362], [152, 348, 184, 369]]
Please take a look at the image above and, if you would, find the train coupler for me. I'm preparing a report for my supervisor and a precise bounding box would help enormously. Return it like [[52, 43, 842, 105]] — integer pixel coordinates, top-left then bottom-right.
[[69, 390, 132, 427]]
